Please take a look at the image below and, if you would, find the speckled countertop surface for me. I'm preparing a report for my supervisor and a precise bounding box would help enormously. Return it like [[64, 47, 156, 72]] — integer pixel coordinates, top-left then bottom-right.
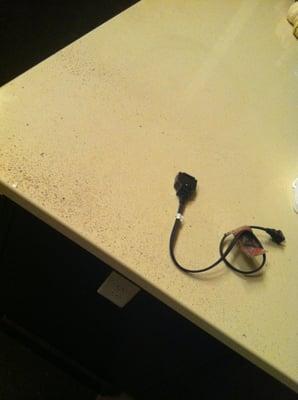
[[1, 0, 297, 392]]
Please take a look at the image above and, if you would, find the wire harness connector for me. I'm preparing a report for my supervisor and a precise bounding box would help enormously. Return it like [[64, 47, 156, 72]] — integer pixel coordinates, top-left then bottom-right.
[[170, 172, 285, 276]]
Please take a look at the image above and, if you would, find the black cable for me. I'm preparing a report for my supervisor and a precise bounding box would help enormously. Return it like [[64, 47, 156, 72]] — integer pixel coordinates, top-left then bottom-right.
[[169, 172, 285, 276], [170, 203, 266, 275]]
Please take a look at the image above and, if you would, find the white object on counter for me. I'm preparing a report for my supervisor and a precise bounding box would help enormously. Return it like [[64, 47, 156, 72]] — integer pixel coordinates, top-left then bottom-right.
[[287, 2, 298, 39]]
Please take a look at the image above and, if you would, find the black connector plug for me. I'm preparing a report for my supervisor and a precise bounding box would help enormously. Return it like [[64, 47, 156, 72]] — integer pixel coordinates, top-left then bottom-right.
[[266, 228, 286, 245], [174, 172, 197, 204]]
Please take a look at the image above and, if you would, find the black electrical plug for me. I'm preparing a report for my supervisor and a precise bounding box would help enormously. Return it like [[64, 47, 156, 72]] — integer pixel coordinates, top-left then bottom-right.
[[265, 228, 286, 244], [174, 172, 197, 204]]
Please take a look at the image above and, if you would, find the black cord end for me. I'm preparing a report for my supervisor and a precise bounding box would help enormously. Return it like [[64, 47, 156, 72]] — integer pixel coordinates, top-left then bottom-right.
[[266, 229, 286, 244], [174, 172, 197, 204]]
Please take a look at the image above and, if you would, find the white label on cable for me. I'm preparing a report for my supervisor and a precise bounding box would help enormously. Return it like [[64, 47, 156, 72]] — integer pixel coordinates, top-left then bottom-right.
[[97, 271, 140, 308]]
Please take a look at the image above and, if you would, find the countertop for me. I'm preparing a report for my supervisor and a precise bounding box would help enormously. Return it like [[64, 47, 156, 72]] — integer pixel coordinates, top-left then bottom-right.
[[1, 0, 297, 392]]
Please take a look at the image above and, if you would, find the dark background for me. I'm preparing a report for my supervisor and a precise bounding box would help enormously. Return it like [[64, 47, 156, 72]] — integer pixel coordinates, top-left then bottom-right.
[[0, 0, 138, 86]]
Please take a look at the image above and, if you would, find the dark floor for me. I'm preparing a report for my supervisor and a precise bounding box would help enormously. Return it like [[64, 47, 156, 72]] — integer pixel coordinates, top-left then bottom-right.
[[0, 331, 96, 400], [0, 327, 297, 400]]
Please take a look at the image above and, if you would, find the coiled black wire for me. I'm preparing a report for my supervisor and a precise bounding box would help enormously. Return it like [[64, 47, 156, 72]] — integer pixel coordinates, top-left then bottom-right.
[[169, 204, 267, 275]]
